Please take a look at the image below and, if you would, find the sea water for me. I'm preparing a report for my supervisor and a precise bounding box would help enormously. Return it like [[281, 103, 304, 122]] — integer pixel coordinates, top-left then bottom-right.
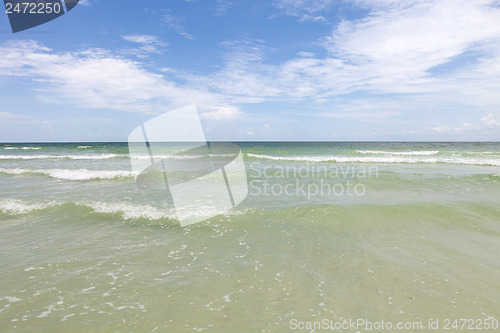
[[0, 142, 499, 332]]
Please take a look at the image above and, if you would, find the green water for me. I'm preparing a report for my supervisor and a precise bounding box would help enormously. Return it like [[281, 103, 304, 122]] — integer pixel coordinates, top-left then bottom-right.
[[0, 142, 499, 332]]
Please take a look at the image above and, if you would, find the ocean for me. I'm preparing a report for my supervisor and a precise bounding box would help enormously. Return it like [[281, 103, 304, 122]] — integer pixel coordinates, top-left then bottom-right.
[[0, 142, 499, 332]]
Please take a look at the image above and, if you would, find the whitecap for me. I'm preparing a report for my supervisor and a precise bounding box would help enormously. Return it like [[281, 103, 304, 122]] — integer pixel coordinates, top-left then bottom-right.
[[246, 153, 500, 166], [0, 168, 136, 181], [0, 199, 59, 215], [0, 154, 121, 160]]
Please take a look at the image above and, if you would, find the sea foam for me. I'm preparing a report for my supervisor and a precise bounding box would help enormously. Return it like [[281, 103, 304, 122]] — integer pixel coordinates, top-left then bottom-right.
[[0, 154, 120, 160], [356, 150, 439, 156], [0, 168, 136, 181], [0, 199, 59, 215], [246, 153, 500, 166]]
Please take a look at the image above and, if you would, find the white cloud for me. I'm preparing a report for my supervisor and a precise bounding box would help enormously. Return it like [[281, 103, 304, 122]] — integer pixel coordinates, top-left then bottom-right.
[[0, 40, 222, 113], [7, 1, 500, 120], [163, 14, 193, 39], [215, 0, 233, 15], [3, 0, 500, 140], [297, 51, 315, 57], [182, 0, 500, 120], [481, 113, 500, 128], [433, 113, 500, 136], [200, 105, 242, 120], [325, 0, 500, 75], [433, 125, 452, 133], [121, 34, 168, 57], [274, 0, 334, 21], [122, 34, 160, 45]]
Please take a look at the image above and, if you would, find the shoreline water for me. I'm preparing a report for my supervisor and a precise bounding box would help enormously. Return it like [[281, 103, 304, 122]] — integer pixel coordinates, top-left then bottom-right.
[[1, 142, 499, 331]]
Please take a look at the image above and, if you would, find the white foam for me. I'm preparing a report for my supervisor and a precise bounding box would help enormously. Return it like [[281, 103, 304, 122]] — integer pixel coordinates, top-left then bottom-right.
[[45, 169, 135, 181], [0, 198, 245, 221], [0, 199, 59, 215], [0, 154, 120, 160], [24, 266, 45, 271], [246, 153, 500, 166], [129, 154, 210, 160], [105, 302, 136, 310], [356, 150, 439, 156], [2, 296, 23, 303], [20, 147, 43, 150], [82, 201, 244, 221], [37, 304, 55, 318], [0, 153, 231, 160], [80, 286, 96, 293], [0, 168, 136, 181], [81, 201, 177, 220], [61, 313, 76, 321], [477, 151, 500, 155]]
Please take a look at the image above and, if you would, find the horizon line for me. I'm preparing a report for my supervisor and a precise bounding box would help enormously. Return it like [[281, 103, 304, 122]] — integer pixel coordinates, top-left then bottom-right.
[[2, 140, 500, 144]]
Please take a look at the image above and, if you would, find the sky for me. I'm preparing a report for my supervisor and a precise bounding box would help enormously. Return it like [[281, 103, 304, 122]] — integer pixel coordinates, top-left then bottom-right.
[[1, 0, 500, 142]]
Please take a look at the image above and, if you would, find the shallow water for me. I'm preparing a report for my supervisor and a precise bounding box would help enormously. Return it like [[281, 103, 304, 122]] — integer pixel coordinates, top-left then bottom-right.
[[1, 142, 499, 332]]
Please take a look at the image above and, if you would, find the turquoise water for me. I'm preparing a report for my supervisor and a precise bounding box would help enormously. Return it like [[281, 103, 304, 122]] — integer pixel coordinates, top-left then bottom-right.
[[0, 142, 499, 332]]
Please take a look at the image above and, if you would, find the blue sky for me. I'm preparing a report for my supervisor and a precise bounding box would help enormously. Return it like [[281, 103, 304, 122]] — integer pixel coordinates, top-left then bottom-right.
[[1, 0, 500, 141]]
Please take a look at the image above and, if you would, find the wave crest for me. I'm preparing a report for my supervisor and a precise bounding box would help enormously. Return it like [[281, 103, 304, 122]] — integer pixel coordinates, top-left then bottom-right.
[[0, 199, 59, 215], [0, 154, 120, 160], [0, 168, 136, 181], [245, 153, 500, 166], [356, 150, 439, 156]]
